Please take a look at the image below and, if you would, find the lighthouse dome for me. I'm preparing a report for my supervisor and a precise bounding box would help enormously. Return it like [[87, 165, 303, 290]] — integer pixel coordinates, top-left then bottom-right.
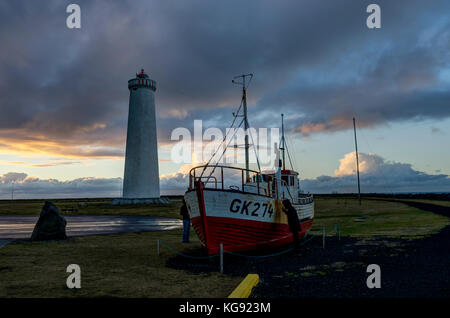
[[136, 69, 149, 79]]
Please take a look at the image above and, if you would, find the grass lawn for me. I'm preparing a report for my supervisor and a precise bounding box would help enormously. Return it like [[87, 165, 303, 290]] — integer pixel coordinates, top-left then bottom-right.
[[386, 198, 450, 208], [0, 228, 242, 298]]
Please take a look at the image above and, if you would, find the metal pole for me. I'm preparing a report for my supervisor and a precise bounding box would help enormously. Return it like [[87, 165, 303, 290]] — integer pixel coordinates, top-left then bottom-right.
[[257, 172, 260, 195], [220, 243, 223, 274], [243, 81, 250, 182], [353, 117, 361, 206], [157, 239, 160, 256], [232, 73, 253, 181], [338, 224, 341, 241], [322, 226, 326, 249], [281, 114, 286, 171]]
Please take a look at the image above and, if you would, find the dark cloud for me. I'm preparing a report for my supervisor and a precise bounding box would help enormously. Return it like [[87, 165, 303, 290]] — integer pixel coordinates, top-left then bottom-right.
[[431, 127, 445, 135], [0, 0, 449, 158], [0, 174, 122, 199], [160, 172, 189, 191], [0, 160, 81, 167], [0, 172, 28, 183]]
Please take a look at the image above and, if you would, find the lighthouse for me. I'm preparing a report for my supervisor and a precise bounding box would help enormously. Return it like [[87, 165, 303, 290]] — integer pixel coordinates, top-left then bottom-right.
[[113, 69, 167, 205]]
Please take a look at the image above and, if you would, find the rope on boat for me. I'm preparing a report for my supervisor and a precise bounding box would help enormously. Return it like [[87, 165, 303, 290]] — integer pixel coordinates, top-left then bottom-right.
[[199, 97, 244, 180], [204, 118, 245, 183]]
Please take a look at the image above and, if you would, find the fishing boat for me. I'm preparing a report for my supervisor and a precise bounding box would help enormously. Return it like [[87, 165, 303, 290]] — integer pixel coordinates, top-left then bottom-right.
[[184, 74, 314, 255]]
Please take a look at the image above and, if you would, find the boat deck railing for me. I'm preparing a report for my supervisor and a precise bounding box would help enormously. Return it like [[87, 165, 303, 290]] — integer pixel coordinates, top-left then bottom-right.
[[189, 165, 297, 201], [298, 196, 314, 205]]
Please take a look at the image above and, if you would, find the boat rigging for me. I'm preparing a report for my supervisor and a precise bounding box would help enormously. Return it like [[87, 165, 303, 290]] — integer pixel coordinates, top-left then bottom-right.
[[184, 74, 315, 255]]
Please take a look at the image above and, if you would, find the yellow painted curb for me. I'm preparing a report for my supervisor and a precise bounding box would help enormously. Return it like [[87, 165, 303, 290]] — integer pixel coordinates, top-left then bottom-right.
[[228, 274, 260, 298]]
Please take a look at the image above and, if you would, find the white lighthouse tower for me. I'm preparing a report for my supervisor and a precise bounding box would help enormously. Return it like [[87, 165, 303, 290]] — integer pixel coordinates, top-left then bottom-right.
[[113, 69, 167, 205]]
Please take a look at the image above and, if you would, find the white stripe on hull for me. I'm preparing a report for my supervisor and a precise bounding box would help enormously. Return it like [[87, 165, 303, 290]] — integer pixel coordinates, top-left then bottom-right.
[[185, 190, 314, 224]]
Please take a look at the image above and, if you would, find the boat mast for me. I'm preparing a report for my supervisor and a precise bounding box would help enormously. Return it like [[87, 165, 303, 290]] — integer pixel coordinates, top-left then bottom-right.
[[353, 117, 361, 206], [280, 114, 286, 171], [233, 73, 253, 181]]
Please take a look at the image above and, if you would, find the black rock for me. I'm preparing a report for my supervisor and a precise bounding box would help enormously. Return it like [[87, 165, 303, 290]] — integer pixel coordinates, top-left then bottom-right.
[[31, 201, 67, 241]]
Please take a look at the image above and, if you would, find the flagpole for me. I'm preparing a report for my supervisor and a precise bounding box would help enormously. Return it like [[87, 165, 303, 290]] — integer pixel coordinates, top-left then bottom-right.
[[353, 117, 361, 206]]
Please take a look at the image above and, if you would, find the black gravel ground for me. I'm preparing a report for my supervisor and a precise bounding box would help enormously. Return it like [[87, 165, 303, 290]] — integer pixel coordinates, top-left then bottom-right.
[[167, 201, 450, 297]]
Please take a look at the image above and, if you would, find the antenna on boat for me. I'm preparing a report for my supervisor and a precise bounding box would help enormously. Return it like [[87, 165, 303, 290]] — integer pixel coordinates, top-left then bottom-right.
[[232, 73, 253, 181], [279, 114, 296, 171], [353, 117, 362, 206]]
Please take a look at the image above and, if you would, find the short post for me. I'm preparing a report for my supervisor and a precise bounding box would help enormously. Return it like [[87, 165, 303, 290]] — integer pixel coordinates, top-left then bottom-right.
[[157, 239, 160, 256], [322, 227, 326, 249], [220, 243, 224, 274]]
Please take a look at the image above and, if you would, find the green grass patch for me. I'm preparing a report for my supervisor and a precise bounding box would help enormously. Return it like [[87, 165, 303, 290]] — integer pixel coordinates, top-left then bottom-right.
[[310, 197, 449, 238], [386, 198, 450, 208], [0, 228, 242, 298]]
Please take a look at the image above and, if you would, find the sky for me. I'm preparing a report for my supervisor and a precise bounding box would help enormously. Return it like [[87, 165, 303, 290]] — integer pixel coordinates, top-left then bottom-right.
[[0, 0, 449, 198]]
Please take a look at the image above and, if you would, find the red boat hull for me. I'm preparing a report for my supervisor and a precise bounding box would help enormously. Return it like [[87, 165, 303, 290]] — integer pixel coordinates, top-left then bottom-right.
[[191, 215, 314, 255]]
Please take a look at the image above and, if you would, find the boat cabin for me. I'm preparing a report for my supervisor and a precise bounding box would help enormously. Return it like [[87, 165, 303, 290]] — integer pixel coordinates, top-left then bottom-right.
[[244, 169, 301, 203]]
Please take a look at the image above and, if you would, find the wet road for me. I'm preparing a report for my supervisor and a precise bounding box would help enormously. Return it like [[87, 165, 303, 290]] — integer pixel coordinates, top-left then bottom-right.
[[0, 215, 182, 240], [0, 239, 10, 248]]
